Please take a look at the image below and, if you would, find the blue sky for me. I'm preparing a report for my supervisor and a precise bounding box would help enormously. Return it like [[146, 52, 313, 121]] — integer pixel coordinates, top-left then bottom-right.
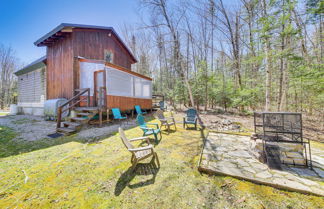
[[0, 0, 140, 64]]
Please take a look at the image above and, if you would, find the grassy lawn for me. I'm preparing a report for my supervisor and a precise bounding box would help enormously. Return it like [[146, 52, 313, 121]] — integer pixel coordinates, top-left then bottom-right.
[[0, 112, 8, 116], [0, 118, 323, 208]]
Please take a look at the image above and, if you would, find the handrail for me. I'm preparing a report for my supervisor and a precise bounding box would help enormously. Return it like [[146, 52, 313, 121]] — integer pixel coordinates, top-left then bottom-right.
[[56, 88, 90, 128]]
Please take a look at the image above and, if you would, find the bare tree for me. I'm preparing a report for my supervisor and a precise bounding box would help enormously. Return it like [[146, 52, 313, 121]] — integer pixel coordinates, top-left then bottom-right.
[[217, 0, 243, 90], [0, 44, 18, 109]]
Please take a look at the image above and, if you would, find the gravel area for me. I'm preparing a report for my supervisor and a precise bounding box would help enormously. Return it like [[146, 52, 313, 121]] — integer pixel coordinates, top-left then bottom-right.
[[0, 115, 56, 141], [0, 114, 138, 142]]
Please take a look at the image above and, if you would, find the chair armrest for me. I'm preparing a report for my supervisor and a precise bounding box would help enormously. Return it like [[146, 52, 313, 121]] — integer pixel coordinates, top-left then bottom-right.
[[185, 116, 197, 120], [129, 136, 149, 141], [129, 136, 151, 144], [129, 145, 153, 152], [141, 127, 154, 131], [147, 123, 159, 129]]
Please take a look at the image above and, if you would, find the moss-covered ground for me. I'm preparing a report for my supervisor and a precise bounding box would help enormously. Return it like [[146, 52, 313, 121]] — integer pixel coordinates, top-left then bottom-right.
[[0, 117, 323, 208]]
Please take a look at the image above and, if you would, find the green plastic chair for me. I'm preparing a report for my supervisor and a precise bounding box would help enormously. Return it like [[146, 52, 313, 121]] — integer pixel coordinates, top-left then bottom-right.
[[112, 108, 127, 123], [183, 108, 197, 129], [136, 114, 161, 143], [135, 105, 147, 115], [159, 101, 167, 111]]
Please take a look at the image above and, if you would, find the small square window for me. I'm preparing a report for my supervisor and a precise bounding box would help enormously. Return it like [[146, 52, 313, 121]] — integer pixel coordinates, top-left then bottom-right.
[[104, 50, 114, 63]]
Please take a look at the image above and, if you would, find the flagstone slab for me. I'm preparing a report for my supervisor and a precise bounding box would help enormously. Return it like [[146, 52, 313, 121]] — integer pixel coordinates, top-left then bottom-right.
[[198, 133, 324, 196]]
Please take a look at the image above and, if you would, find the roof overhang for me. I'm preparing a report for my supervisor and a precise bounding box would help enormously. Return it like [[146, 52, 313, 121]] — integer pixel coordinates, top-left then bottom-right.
[[14, 56, 46, 76], [34, 23, 137, 63]]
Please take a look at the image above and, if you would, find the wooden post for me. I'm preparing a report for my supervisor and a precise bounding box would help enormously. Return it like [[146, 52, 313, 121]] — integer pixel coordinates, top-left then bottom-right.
[[57, 107, 62, 128], [94, 71, 97, 107], [99, 109, 102, 127], [87, 89, 90, 107]]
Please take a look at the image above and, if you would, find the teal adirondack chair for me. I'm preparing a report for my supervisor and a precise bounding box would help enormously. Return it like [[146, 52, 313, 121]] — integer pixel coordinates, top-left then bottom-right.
[[136, 114, 161, 143], [112, 108, 127, 123], [135, 105, 147, 115], [159, 101, 167, 111], [183, 108, 198, 129]]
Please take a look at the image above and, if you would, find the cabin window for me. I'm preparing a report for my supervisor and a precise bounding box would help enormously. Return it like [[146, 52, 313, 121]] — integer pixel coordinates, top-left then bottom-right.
[[104, 50, 114, 63]]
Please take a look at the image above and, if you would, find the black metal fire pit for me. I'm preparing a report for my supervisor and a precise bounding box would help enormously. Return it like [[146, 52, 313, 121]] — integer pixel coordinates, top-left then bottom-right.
[[254, 112, 312, 168]]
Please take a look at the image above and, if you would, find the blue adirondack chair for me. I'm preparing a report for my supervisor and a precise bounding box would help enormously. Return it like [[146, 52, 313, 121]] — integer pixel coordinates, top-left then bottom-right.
[[183, 108, 198, 129], [112, 108, 127, 123], [159, 101, 167, 111], [135, 105, 147, 115], [136, 114, 161, 143]]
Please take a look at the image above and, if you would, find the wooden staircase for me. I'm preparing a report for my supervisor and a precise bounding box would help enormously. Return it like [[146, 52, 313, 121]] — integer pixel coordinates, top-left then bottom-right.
[[55, 88, 106, 135], [57, 107, 100, 134]]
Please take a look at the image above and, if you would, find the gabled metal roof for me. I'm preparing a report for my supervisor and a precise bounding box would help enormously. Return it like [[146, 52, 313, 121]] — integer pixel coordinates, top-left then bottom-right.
[[34, 23, 137, 62], [14, 56, 46, 76]]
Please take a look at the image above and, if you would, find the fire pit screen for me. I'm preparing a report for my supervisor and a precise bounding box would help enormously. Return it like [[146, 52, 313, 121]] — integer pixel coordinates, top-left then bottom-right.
[[254, 112, 312, 168]]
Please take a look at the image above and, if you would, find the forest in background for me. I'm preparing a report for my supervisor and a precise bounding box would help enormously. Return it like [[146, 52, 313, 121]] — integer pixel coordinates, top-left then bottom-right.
[[121, 0, 323, 118], [0, 0, 323, 120]]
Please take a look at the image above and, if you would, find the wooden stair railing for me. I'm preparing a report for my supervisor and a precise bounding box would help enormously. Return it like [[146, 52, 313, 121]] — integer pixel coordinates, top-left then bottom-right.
[[57, 88, 90, 129]]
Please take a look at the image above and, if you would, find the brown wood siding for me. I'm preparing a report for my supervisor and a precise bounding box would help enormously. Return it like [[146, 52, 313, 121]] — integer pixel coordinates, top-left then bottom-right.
[[46, 34, 74, 99], [107, 95, 152, 111], [72, 28, 133, 70], [79, 95, 152, 111], [46, 28, 136, 100]]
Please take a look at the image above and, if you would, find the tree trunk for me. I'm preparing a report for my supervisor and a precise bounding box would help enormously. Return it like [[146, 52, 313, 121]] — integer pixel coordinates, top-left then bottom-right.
[[262, 0, 272, 111]]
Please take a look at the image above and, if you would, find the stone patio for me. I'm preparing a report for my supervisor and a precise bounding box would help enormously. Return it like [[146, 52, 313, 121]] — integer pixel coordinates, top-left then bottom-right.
[[198, 133, 324, 196]]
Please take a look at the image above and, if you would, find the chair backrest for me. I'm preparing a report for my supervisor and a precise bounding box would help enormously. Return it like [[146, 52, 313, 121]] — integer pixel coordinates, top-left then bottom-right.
[[159, 101, 165, 110], [112, 108, 122, 119], [119, 127, 134, 150], [136, 114, 147, 128], [135, 105, 143, 115], [155, 109, 165, 120], [186, 108, 197, 118]]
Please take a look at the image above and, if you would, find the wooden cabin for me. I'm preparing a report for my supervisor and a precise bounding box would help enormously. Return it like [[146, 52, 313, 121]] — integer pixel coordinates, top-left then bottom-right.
[[15, 23, 152, 121]]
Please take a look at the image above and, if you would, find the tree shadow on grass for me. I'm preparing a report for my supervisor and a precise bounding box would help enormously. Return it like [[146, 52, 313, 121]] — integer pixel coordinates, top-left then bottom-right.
[[114, 159, 159, 196]]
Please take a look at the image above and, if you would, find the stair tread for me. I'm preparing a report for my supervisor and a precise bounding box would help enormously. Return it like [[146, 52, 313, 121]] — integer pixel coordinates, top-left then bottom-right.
[[57, 127, 76, 133], [77, 112, 91, 116], [62, 121, 81, 127], [71, 117, 88, 121], [74, 107, 99, 112]]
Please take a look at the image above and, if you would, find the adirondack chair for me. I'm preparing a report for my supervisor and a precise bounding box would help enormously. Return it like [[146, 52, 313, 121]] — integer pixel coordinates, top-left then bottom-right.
[[159, 101, 167, 111], [135, 105, 147, 115], [112, 108, 127, 123], [136, 114, 161, 143], [119, 127, 160, 170], [155, 110, 176, 133], [183, 108, 198, 129]]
